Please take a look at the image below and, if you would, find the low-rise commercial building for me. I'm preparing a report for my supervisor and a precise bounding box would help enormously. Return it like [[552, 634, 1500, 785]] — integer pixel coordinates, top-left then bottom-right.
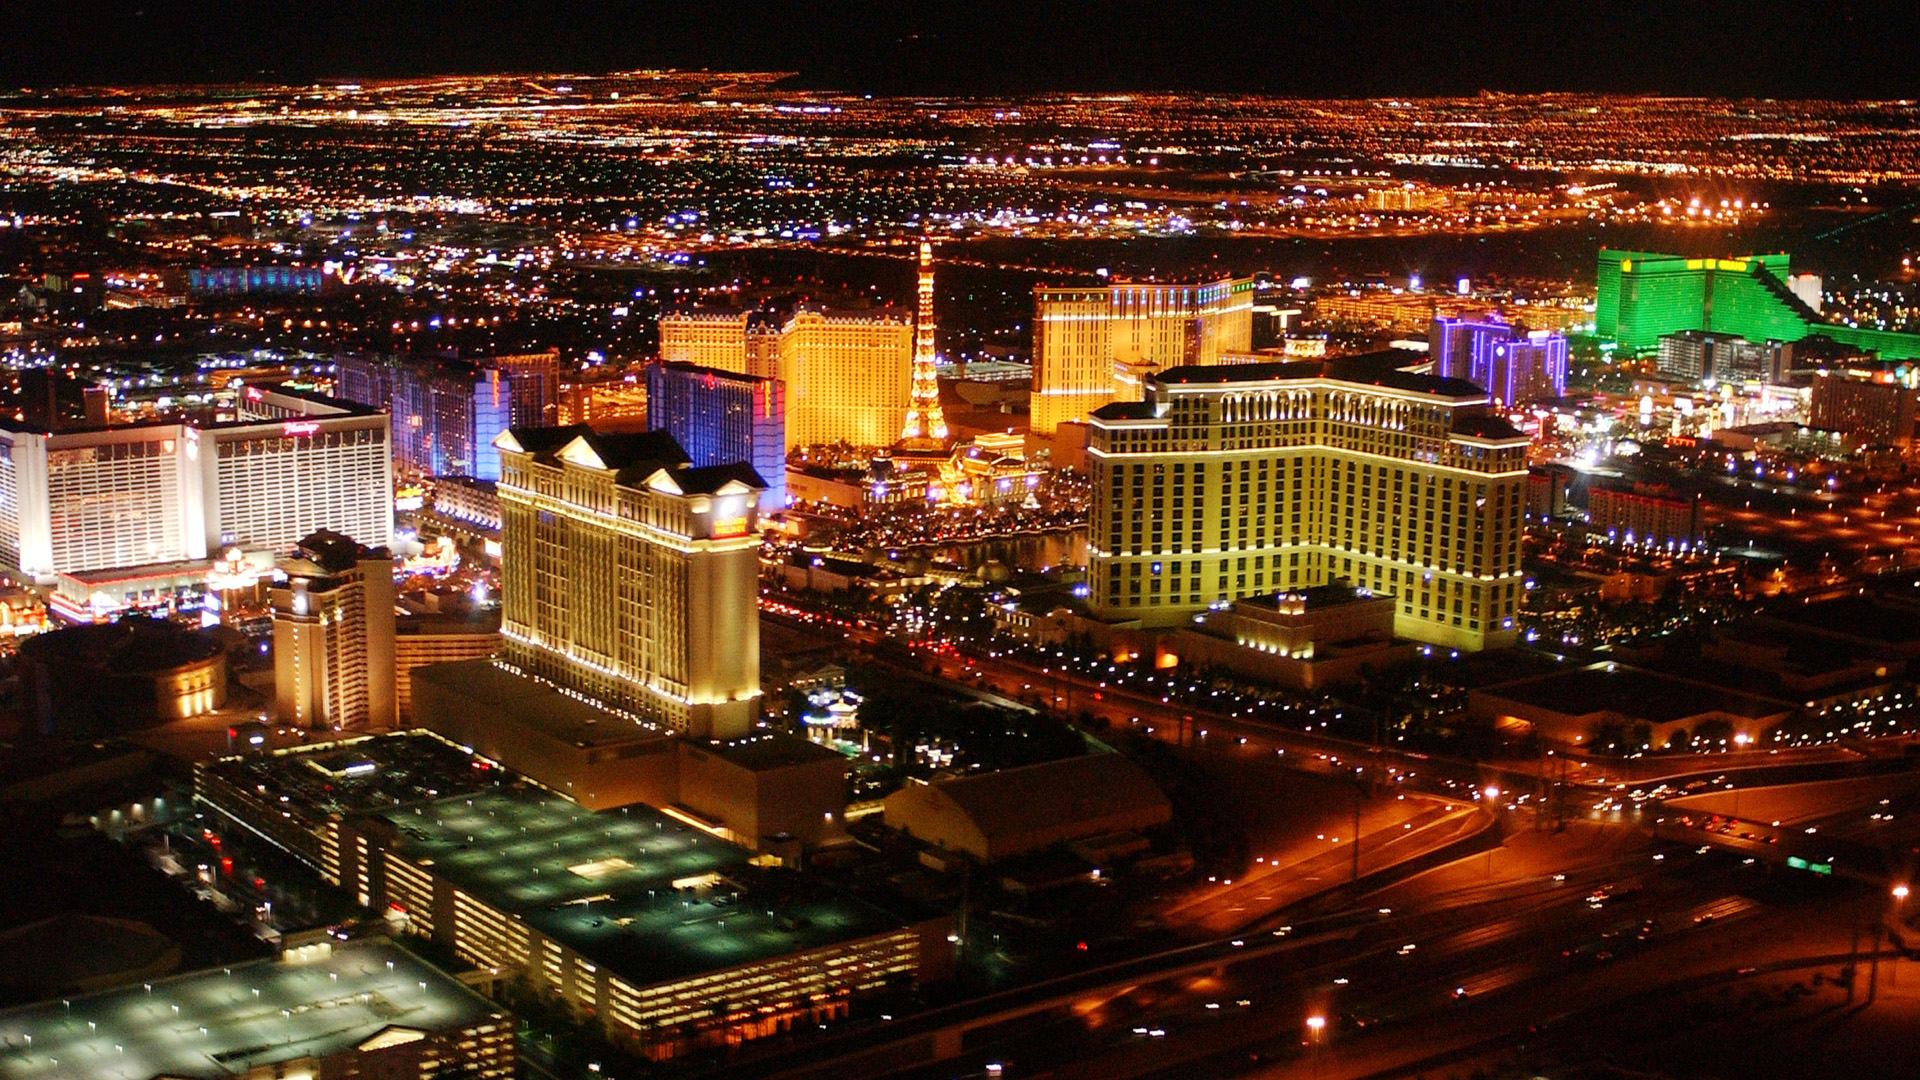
[[411, 658, 680, 811], [429, 476, 502, 534], [16, 617, 227, 737], [884, 752, 1170, 863], [410, 658, 846, 849], [1469, 662, 1795, 748], [1173, 585, 1412, 690]]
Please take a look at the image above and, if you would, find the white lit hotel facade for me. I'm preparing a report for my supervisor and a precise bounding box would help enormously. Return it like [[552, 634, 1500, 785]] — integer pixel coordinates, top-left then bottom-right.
[[0, 387, 392, 596], [1086, 351, 1527, 652]]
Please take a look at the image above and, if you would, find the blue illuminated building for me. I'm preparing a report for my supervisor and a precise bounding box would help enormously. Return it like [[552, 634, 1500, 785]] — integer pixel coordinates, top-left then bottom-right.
[[646, 362, 787, 513], [1429, 316, 1567, 405], [188, 266, 326, 296], [335, 356, 514, 480]]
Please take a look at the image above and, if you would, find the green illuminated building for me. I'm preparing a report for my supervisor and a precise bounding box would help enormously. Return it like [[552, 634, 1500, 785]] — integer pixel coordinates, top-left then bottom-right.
[[1595, 250, 1920, 361]]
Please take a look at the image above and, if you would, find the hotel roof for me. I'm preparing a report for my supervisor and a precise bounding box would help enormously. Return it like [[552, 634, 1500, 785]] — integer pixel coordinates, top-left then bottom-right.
[[0, 939, 502, 1080], [0, 384, 380, 438], [1768, 594, 1920, 647], [376, 786, 917, 984], [655, 360, 776, 384], [497, 425, 764, 494], [1092, 349, 1512, 429], [408, 660, 665, 750], [196, 730, 507, 827], [1150, 349, 1487, 399]]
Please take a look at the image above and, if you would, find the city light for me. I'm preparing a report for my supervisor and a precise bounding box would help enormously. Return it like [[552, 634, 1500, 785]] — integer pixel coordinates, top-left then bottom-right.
[[5, 31, 1920, 1080]]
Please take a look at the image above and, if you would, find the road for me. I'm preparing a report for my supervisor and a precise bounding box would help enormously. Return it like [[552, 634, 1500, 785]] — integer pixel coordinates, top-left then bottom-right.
[[934, 846, 1878, 1080], [1160, 800, 1483, 936]]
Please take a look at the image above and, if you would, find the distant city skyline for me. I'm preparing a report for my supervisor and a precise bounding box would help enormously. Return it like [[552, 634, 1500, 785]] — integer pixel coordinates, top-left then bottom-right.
[[9, 1, 1920, 99]]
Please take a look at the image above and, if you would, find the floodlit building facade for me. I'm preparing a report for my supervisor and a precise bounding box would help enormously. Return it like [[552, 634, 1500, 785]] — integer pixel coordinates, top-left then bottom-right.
[[1085, 350, 1528, 652], [1030, 277, 1254, 434], [489, 348, 562, 426], [1655, 330, 1782, 384], [272, 529, 398, 731], [0, 385, 392, 584], [1596, 249, 1920, 359], [496, 425, 765, 738], [395, 616, 502, 724], [333, 354, 523, 480], [658, 306, 911, 448]]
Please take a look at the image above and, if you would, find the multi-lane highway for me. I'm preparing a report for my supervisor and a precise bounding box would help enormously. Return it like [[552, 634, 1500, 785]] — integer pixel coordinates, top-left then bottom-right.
[[936, 847, 1870, 1080]]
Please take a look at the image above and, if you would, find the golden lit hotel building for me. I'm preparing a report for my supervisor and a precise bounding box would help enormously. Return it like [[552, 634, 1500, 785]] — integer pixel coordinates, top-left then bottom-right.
[[1030, 278, 1254, 434], [658, 310, 785, 380], [1086, 350, 1527, 652], [272, 530, 397, 731], [496, 425, 765, 738], [659, 307, 911, 448]]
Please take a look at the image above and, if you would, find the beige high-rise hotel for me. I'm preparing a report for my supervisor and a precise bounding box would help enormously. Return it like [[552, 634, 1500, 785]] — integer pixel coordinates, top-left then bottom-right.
[[496, 424, 765, 738], [1030, 277, 1253, 434], [1086, 350, 1527, 652], [659, 306, 911, 449]]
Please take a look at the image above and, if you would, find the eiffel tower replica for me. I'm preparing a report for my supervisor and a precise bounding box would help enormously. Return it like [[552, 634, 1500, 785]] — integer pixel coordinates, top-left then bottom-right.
[[895, 240, 951, 455]]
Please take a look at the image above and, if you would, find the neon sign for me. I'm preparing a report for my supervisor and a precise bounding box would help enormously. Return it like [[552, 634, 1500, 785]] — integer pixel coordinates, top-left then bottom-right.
[[283, 421, 320, 437]]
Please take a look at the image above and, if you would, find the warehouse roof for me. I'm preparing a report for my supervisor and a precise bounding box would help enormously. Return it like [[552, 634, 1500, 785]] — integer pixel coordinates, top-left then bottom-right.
[[1479, 663, 1794, 725], [889, 752, 1170, 856]]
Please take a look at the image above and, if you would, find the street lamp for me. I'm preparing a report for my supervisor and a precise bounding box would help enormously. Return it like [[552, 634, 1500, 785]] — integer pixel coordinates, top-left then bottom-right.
[[1871, 883, 1912, 1002]]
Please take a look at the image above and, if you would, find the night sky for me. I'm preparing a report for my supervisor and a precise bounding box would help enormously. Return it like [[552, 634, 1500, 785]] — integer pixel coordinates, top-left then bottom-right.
[[5, 0, 1920, 98]]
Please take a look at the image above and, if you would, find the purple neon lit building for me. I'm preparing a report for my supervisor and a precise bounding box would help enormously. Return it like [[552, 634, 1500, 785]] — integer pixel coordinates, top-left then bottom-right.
[[1429, 316, 1567, 406]]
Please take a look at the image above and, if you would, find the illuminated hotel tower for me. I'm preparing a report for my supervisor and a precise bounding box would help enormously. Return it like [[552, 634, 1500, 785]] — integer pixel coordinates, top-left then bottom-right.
[[496, 425, 766, 738], [1029, 277, 1254, 435], [899, 241, 949, 448], [1085, 349, 1527, 652]]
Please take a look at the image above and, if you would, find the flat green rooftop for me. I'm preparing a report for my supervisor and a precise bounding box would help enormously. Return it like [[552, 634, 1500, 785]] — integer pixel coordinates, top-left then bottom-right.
[[381, 788, 919, 985], [0, 939, 502, 1080], [388, 788, 748, 908]]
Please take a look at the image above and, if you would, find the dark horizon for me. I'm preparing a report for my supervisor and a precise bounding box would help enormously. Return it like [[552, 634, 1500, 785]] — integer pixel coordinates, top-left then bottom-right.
[[7, 0, 1920, 100]]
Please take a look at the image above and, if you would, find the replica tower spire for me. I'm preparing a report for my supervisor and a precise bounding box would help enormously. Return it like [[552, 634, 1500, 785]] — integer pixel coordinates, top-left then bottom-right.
[[899, 240, 949, 447]]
